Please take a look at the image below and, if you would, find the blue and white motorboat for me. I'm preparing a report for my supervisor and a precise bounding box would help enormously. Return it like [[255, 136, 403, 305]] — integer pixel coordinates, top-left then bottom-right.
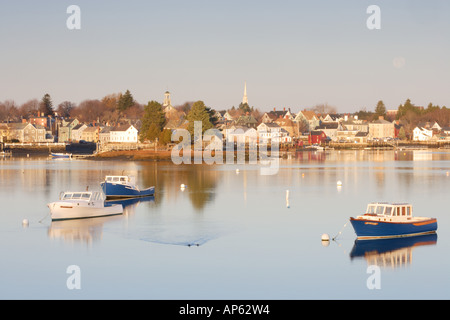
[[101, 175, 155, 199], [350, 202, 437, 240]]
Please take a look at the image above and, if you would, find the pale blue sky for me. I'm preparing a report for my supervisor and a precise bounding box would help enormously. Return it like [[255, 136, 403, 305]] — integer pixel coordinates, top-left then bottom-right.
[[1, 0, 450, 113]]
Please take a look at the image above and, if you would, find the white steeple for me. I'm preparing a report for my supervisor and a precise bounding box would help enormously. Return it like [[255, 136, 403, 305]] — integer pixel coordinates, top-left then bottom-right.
[[242, 82, 248, 105], [163, 90, 171, 107]]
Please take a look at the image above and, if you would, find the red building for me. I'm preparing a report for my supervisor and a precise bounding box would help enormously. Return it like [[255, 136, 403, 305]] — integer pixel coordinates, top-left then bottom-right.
[[308, 131, 327, 144]]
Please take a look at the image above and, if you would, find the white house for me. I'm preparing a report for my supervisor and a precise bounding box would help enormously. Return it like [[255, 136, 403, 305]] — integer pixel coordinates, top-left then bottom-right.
[[257, 122, 291, 143], [413, 127, 433, 141], [225, 126, 258, 145], [257, 122, 281, 142], [110, 124, 139, 143]]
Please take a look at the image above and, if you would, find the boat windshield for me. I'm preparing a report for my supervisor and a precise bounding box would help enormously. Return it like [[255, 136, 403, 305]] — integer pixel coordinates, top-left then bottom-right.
[[366, 204, 389, 215], [106, 176, 129, 183], [62, 192, 92, 200]]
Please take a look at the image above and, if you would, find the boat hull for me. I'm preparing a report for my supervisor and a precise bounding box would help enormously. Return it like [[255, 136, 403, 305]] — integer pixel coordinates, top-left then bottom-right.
[[101, 181, 155, 199], [51, 153, 71, 158], [350, 217, 437, 240], [48, 202, 123, 221]]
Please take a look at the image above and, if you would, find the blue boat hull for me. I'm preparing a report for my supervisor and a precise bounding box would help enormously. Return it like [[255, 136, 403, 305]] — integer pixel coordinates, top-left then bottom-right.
[[101, 181, 155, 199], [350, 217, 437, 240]]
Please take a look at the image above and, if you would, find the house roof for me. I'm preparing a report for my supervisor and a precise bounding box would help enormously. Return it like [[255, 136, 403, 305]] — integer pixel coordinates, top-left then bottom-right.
[[317, 123, 339, 129], [298, 111, 318, 120], [111, 124, 134, 132], [72, 124, 86, 131]]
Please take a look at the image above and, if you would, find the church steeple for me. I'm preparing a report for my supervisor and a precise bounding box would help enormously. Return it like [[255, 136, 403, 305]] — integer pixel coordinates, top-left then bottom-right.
[[242, 82, 248, 105], [163, 90, 171, 107]]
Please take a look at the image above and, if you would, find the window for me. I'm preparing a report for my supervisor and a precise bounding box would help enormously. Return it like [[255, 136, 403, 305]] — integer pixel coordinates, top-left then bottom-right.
[[376, 206, 385, 215], [385, 207, 392, 215], [402, 207, 406, 216], [367, 205, 376, 214]]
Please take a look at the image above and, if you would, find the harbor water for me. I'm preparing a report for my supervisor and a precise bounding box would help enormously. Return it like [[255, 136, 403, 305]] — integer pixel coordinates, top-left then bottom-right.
[[1, 149, 450, 299]]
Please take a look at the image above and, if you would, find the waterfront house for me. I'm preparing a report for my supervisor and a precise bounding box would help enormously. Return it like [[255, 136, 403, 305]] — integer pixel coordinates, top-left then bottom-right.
[[81, 126, 101, 143], [71, 124, 87, 142], [294, 110, 320, 131], [308, 131, 327, 145], [336, 129, 360, 142], [99, 127, 112, 145], [315, 122, 342, 141], [413, 127, 433, 141], [225, 126, 258, 145], [275, 118, 298, 138], [58, 118, 80, 143], [257, 122, 282, 143], [110, 124, 139, 143], [354, 131, 369, 144], [6, 123, 46, 143], [368, 116, 395, 140]]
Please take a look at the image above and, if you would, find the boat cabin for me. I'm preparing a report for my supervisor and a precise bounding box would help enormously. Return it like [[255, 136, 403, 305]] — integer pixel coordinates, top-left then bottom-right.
[[366, 202, 412, 217], [105, 175, 136, 185], [59, 191, 103, 202]]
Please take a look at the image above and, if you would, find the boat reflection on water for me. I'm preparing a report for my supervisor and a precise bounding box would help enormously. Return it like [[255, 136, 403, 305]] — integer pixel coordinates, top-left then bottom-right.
[[48, 196, 154, 244], [106, 196, 155, 216], [48, 215, 123, 244], [350, 233, 437, 269]]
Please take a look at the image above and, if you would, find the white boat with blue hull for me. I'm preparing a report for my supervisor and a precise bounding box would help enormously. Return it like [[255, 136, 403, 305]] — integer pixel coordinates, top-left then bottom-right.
[[350, 202, 437, 240], [101, 175, 155, 199], [48, 191, 123, 221]]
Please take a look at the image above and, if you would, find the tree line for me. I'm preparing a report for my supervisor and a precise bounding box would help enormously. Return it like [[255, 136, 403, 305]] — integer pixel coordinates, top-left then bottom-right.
[[1, 91, 449, 141]]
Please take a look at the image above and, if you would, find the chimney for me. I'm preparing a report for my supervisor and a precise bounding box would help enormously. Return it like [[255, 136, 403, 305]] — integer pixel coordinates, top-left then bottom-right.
[[273, 107, 276, 111]]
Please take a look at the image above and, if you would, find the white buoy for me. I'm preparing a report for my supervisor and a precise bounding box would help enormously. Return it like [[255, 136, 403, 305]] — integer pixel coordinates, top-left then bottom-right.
[[321, 233, 330, 241], [337, 180, 342, 187], [236, 169, 240, 174], [180, 184, 186, 188], [22, 219, 29, 227]]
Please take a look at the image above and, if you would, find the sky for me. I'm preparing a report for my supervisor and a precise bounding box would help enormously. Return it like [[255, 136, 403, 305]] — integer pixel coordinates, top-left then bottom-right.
[[1, 0, 450, 113]]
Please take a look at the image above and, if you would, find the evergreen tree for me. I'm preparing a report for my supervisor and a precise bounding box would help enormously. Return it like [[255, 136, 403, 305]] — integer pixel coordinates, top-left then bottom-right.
[[186, 101, 214, 138], [140, 100, 166, 142], [238, 102, 251, 114], [375, 100, 386, 117], [397, 99, 420, 119], [117, 90, 135, 112], [39, 93, 54, 116]]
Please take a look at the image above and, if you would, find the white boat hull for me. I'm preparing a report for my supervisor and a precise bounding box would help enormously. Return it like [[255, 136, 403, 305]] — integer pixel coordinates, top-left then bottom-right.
[[48, 201, 123, 221]]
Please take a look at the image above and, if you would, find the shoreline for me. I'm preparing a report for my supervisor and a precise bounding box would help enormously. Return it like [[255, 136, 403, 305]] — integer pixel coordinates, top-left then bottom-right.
[[4, 142, 450, 160]]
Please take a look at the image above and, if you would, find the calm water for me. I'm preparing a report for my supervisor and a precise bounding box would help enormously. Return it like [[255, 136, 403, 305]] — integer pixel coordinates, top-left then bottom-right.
[[1, 149, 450, 299]]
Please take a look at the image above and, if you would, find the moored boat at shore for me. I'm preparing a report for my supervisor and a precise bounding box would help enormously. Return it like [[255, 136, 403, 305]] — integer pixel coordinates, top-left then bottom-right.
[[51, 152, 72, 159], [48, 191, 123, 221], [350, 202, 437, 240], [101, 175, 155, 199]]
